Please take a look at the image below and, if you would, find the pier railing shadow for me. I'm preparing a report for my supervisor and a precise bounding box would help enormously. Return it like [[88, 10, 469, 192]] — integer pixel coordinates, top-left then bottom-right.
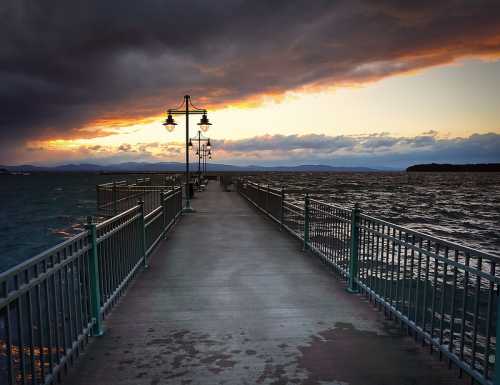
[[0, 187, 182, 385], [237, 178, 500, 385]]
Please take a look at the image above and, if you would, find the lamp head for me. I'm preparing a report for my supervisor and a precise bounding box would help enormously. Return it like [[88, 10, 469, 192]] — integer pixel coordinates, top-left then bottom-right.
[[197, 113, 211, 132], [163, 113, 177, 132]]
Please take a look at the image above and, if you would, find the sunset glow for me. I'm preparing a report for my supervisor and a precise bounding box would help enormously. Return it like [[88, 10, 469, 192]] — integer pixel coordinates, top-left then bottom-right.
[[2, 1, 500, 167]]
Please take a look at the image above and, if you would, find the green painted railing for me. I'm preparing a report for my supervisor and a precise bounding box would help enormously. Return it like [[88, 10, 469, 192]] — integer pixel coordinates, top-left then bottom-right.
[[96, 176, 181, 217], [0, 187, 182, 385], [237, 179, 500, 385]]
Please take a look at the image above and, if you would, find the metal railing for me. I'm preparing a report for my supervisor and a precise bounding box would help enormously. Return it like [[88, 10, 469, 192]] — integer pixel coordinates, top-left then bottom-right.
[[0, 187, 182, 385], [237, 179, 500, 385], [96, 177, 181, 217]]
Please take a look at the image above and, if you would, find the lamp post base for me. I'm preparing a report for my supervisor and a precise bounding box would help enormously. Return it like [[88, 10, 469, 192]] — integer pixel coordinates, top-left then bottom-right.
[[182, 202, 195, 213]]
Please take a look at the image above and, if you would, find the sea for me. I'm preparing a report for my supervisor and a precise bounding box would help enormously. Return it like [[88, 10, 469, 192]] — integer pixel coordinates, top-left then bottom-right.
[[1, 172, 499, 273]]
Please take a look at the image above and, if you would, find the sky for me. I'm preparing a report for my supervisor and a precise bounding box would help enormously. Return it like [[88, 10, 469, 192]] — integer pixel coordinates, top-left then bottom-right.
[[1, 1, 500, 168]]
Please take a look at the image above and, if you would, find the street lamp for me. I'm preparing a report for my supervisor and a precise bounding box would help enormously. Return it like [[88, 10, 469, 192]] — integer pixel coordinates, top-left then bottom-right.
[[200, 144, 213, 173], [198, 113, 211, 132], [162, 95, 211, 212], [190, 131, 210, 187]]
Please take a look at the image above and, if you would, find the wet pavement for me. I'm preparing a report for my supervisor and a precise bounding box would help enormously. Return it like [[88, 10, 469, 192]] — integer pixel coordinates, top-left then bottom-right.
[[66, 181, 466, 384]]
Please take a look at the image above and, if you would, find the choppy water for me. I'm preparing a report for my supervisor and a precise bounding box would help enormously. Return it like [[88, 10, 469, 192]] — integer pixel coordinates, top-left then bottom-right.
[[246, 172, 500, 257], [0, 172, 499, 273], [0, 174, 106, 271], [0, 173, 169, 272]]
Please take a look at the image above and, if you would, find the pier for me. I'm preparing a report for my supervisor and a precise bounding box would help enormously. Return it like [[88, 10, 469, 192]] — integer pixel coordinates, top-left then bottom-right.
[[1, 178, 498, 385]]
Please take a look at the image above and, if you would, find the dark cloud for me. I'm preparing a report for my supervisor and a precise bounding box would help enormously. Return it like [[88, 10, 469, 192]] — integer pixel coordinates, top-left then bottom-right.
[[1, 0, 500, 148]]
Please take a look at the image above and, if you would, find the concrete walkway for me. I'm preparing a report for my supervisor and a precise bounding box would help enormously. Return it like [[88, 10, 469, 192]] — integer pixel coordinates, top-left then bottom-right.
[[67, 182, 464, 385]]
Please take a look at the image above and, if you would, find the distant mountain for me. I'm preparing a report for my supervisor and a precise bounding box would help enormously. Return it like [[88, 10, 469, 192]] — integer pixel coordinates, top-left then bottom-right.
[[0, 162, 380, 172], [407, 163, 500, 172]]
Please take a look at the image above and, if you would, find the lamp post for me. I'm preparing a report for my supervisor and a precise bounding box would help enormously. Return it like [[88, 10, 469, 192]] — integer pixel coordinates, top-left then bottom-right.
[[190, 132, 211, 186], [201, 143, 212, 174], [163, 95, 211, 212]]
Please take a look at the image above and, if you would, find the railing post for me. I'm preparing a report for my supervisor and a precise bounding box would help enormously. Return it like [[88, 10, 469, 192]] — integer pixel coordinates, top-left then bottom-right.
[[85, 216, 104, 336], [160, 191, 166, 233], [347, 203, 361, 293], [280, 187, 285, 231], [303, 193, 310, 251], [138, 199, 148, 268], [266, 184, 270, 213], [112, 181, 117, 216], [96, 185, 100, 214]]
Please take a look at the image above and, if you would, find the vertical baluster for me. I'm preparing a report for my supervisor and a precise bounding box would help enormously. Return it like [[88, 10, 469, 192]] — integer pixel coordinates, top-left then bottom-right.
[[414, 238, 423, 338], [449, 250, 459, 364], [407, 235, 415, 331], [303, 194, 310, 251], [64, 249, 75, 361], [138, 200, 147, 268], [332, 207, 339, 265], [494, 279, 500, 385], [375, 223, 381, 308], [362, 218, 370, 293], [429, 243, 440, 352], [85, 217, 103, 336], [471, 257, 483, 370], [74, 244, 83, 345], [438, 247, 449, 359], [344, 209, 350, 268], [383, 225, 390, 314], [484, 261, 495, 379], [389, 227, 396, 315], [98, 227, 107, 305], [50, 260, 61, 367], [16, 276, 27, 384], [44, 260, 54, 374], [401, 233, 409, 327], [112, 182, 117, 216], [369, 221, 377, 303], [80, 245, 89, 333], [161, 191, 167, 235], [35, 264, 45, 382], [347, 204, 360, 293], [5, 282, 15, 385], [327, 206, 332, 265], [422, 240, 431, 341], [459, 253, 471, 373], [280, 187, 285, 231], [27, 284, 36, 384], [395, 231, 402, 318]]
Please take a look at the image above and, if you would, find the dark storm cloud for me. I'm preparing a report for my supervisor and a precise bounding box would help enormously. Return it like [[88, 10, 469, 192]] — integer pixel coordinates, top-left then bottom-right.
[[1, 0, 500, 146]]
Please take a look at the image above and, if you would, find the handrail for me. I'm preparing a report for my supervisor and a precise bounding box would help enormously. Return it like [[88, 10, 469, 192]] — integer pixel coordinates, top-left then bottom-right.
[[0, 183, 184, 385], [96, 176, 182, 218], [0, 231, 89, 283], [360, 213, 499, 261], [236, 177, 499, 385]]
